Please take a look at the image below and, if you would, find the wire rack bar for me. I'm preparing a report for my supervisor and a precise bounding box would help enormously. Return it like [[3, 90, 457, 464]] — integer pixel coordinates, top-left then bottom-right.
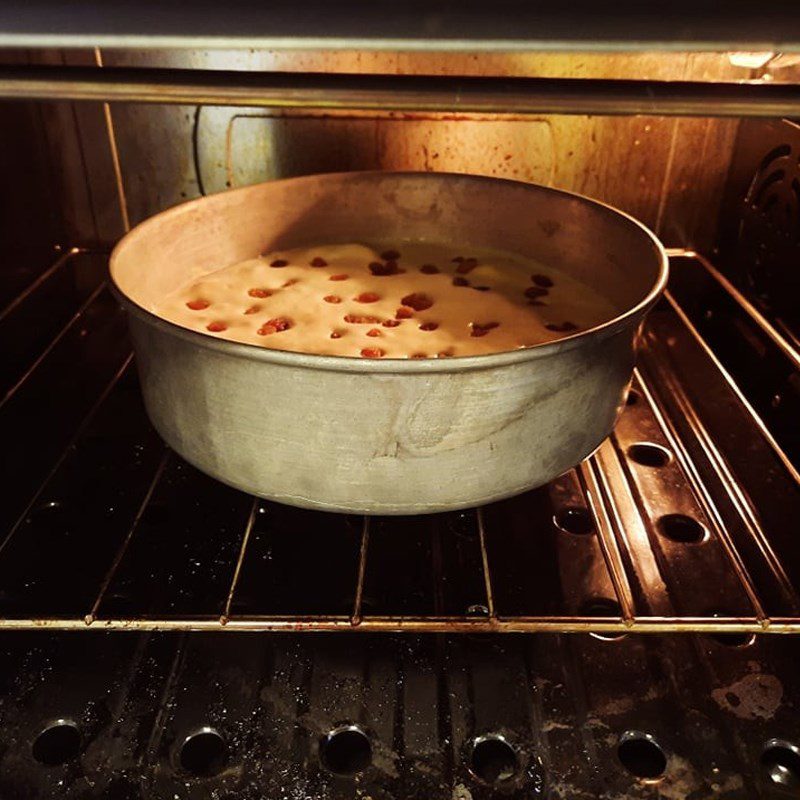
[[3, 2, 800, 52], [476, 508, 497, 619], [1, 65, 800, 118], [662, 288, 800, 488], [86, 451, 171, 623], [4, 615, 797, 634], [0, 247, 81, 323], [577, 460, 636, 625], [0, 280, 108, 408], [1, 250, 799, 634], [0, 352, 135, 560], [669, 249, 800, 374], [220, 497, 259, 624], [350, 517, 371, 626], [649, 298, 800, 609]]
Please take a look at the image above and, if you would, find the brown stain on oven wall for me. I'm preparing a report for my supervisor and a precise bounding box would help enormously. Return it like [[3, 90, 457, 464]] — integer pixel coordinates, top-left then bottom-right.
[[34, 48, 743, 251]]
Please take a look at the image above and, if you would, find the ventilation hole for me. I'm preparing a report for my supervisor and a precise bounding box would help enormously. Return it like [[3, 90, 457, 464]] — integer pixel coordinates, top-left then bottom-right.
[[320, 726, 372, 776], [627, 443, 671, 468], [657, 514, 707, 544], [466, 604, 490, 617], [468, 735, 520, 786], [759, 144, 791, 172], [754, 169, 786, 208], [762, 740, 800, 790], [579, 597, 626, 641], [179, 728, 228, 777], [706, 611, 756, 648], [32, 720, 81, 766], [626, 389, 640, 406], [617, 731, 667, 781], [554, 506, 595, 536]]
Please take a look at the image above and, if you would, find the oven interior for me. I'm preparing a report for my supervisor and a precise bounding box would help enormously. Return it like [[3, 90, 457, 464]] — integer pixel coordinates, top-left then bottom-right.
[[1, 41, 800, 799]]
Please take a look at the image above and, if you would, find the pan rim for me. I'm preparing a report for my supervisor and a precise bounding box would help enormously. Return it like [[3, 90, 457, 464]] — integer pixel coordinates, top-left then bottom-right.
[[109, 170, 668, 374]]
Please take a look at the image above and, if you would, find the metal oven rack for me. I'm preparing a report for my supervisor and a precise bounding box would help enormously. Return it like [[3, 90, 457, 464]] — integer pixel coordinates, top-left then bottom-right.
[[1, 248, 799, 636]]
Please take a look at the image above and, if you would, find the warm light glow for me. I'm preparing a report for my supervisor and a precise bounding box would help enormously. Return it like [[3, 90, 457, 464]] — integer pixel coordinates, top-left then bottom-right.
[[728, 51, 776, 69]]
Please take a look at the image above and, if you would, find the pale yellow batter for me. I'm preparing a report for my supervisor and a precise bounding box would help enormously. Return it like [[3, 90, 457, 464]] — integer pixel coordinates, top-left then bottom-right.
[[154, 242, 615, 358]]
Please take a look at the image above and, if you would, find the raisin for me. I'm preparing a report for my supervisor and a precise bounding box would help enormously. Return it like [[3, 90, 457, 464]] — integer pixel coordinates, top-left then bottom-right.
[[452, 277, 470, 287], [186, 299, 210, 310], [361, 347, 385, 358], [310, 256, 328, 267], [244, 305, 260, 315], [323, 295, 342, 304], [524, 286, 549, 299], [382, 319, 401, 328], [368, 261, 400, 276], [395, 307, 414, 319], [355, 292, 380, 303], [419, 264, 440, 274], [344, 314, 381, 324], [330, 331, 343, 339], [400, 292, 433, 311], [437, 350, 454, 358], [248, 288, 272, 298], [380, 249, 400, 260], [269, 259, 289, 267], [410, 353, 427, 359], [206, 321, 227, 332], [455, 258, 478, 274], [330, 273, 349, 281], [419, 322, 438, 331], [473, 285, 491, 292], [532, 273, 554, 288], [470, 321, 499, 337], [546, 321, 579, 333], [258, 317, 292, 335], [366, 328, 382, 337]]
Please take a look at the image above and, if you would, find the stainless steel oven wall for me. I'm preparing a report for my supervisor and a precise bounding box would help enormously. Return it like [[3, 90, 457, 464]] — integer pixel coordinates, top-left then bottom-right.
[[19, 48, 750, 251]]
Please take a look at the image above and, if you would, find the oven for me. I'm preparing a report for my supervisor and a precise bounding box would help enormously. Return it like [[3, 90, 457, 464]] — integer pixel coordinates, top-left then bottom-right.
[[1, 6, 800, 798]]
